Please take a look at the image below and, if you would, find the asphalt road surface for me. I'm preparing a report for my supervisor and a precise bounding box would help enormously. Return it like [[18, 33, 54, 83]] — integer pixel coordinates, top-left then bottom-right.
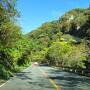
[[0, 64, 90, 90]]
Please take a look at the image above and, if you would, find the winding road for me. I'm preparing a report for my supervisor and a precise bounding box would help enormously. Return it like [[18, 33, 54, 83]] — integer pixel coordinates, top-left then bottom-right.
[[0, 64, 90, 90]]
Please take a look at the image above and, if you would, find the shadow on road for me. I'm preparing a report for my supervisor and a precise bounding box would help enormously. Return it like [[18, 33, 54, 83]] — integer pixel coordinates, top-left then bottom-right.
[[28, 81, 53, 89], [15, 72, 32, 80], [49, 69, 90, 88], [39, 64, 49, 67], [13, 67, 54, 90]]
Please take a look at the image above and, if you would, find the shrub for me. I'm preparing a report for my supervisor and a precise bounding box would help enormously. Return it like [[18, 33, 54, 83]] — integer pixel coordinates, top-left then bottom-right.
[[0, 64, 12, 79]]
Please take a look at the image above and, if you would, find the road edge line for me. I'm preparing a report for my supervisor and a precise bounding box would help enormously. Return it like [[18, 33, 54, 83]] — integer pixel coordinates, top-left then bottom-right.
[[0, 80, 9, 88], [0, 64, 33, 88]]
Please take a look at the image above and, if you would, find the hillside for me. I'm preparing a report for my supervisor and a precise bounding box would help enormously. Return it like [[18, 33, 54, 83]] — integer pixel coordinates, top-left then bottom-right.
[[28, 8, 90, 39], [27, 8, 90, 75]]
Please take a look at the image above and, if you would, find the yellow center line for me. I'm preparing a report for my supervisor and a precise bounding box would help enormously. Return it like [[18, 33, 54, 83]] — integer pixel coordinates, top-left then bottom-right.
[[39, 68, 61, 90], [49, 79, 61, 90]]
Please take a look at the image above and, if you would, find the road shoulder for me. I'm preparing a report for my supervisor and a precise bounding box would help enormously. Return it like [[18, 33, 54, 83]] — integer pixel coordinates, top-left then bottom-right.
[[0, 79, 7, 87]]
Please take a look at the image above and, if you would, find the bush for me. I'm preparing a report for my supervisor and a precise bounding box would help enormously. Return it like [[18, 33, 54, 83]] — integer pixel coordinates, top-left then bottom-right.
[[0, 64, 12, 80]]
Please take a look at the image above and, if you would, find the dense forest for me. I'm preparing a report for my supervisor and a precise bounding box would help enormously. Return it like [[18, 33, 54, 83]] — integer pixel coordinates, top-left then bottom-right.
[[0, 0, 90, 79]]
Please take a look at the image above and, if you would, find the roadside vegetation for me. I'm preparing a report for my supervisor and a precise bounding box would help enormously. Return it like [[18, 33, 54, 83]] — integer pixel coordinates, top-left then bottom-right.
[[0, 0, 32, 79], [28, 8, 90, 76], [0, 0, 90, 79]]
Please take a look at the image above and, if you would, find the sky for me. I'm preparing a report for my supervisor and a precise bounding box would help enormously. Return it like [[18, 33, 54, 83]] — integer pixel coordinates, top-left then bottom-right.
[[17, 0, 90, 33]]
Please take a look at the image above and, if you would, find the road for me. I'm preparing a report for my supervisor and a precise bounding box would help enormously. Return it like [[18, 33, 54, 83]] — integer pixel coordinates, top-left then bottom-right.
[[0, 64, 90, 90]]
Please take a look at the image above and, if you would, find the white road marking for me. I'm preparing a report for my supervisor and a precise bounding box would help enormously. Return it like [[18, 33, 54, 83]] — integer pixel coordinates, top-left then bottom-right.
[[0, 80, 9, 88], [0, 65, 33, 88]]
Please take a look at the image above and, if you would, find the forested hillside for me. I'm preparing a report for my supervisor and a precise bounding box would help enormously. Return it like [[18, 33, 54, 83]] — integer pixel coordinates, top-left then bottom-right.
[[28, 8, 90, 76]]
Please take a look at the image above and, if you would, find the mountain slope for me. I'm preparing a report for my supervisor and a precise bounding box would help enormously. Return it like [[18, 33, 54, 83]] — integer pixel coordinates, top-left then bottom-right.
[[27, 8, 90, 75]]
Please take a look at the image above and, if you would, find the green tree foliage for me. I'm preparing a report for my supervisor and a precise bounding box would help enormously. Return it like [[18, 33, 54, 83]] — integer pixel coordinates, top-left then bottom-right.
[[28, 8, 90, 75], [46, 37, 86, 69], [0, 0, 32, 79], [0, 0, 18, 25]]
